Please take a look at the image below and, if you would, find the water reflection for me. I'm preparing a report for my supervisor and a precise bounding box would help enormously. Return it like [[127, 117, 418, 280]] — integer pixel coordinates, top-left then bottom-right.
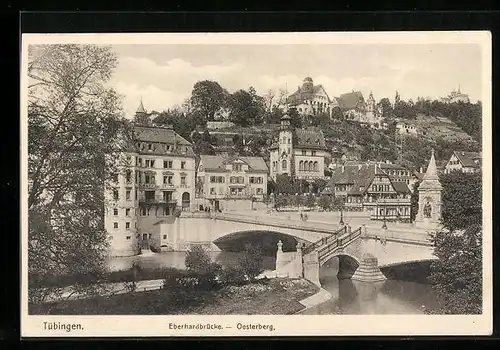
[[300, 258, 441, 315], [108, 251, 276, 272]]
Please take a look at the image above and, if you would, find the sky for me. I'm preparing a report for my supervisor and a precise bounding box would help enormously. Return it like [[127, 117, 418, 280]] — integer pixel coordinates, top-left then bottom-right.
[[109, 44, 483, 117]]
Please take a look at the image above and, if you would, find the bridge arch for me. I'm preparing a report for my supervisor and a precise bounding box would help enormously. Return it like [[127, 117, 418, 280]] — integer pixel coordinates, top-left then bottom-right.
[[320, 252, 361, 280], [213, 230, 305, 254], [379, 258, 436, 283]]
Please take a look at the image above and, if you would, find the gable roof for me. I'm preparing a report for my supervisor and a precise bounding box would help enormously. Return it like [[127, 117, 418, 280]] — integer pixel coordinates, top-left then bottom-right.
[[348, 164, 377, 195], [288, 84, 332, 105], [134, 125, 191, 146], [453, 151, 482, 168], [336, 91, 365, 110], [294, 127, 327, 150], [390, 180, 411, 194], [199, 155, 268, 172]]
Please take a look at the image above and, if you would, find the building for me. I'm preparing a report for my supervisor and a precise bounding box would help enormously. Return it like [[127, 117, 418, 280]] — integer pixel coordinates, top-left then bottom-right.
[[440, 86, 470, 104], [195, 155, 268, 212], [415, 150, 442, 229], [443, 151, 482, 174], [104, 103, 196, 257], [287, 77, 335, 117], [396, 120, 419, 136], [325, 162, 413, 222], [269, 113, 330, 181], [335, 91, 383, 125]]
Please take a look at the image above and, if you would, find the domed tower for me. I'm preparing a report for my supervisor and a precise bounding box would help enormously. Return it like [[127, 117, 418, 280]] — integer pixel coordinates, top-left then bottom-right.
[[302, 77, 314, 93], [278, 113, 294, 177]]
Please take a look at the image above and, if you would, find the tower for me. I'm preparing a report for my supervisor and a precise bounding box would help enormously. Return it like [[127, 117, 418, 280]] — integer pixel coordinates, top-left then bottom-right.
[[134, 98, 149, 123], [415, 149, 443, 230], [278, 113, 294, 177], [302, 77, 314, 93]]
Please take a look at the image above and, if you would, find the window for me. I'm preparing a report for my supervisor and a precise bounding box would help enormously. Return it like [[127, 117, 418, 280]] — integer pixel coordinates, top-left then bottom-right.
[[126, 190, 131, 200], [111, 172, 118, 183], [148, 143, 153, 151], [163, 160, 173, 169], [126, 208, 130, 216], [113, 208, 118, 216], [163, 175, 173, 184], [302, 150, 306, 156], [282, 160, 287, 170], [181, 161, 186, 169], [126, 170, 132, 183], [181, 176, 186, 185], [126, 222, 130, 229], [238, 176, 244, 184], [126, 236, 131, 240], [210, 188, 216, 195], [232, 164, 242, 171], [288, 138, 291, 144], [257, 188, 263, 195], [113, 190, 119, 200], [163, 235, 167, 239], [141, 208, 147, 216], [113, 222, 118, 229], [312, 151, 316, 156]]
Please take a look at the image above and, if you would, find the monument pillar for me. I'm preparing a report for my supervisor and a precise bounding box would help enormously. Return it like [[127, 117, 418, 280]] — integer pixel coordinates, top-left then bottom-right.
[[415, 149, 443, 231]]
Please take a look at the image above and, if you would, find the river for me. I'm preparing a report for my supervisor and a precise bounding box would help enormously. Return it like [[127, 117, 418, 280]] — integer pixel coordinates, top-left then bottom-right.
[[109, 251, 441, 314]]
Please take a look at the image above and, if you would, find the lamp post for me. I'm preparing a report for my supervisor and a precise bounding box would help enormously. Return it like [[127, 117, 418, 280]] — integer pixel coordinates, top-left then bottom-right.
[[339, 202, 344, 226]]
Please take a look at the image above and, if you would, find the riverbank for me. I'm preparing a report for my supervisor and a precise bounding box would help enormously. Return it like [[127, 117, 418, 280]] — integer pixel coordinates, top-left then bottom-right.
[[29, 278, 319, 315]]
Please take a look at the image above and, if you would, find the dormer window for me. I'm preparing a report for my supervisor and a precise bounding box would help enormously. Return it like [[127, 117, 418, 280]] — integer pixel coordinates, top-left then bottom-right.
[[148, 143, 153, 151]]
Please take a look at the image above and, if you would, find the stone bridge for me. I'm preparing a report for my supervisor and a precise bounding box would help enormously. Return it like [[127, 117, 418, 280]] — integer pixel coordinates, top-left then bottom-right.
[[156, 211, 437, 284]]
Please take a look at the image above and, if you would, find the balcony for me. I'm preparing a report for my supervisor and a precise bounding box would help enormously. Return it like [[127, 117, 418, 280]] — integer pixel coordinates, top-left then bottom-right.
[[138, 182, 158, 189], [139, 198, 177, 206], [376, 198, 411, 205], [160, 183, 175, 190]]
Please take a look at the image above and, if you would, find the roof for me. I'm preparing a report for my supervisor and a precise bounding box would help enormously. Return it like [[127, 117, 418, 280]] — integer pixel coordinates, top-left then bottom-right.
[[294, 127, 327, 150], [330, 165, 361, 185], [453, 151, 482, 168], [288, 85, 331, 105], [336, 91, 365, 111], [269, 127, 327, 151], [348, 165, 377, 195], [199, 155, 268, 172], [136, 100, 146, 114], [390, 181, 411, 194], [134, 125, 192, 146]]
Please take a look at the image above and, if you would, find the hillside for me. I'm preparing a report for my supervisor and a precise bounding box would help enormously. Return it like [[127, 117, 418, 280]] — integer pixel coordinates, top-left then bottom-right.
[[413, 113, 474, 142]]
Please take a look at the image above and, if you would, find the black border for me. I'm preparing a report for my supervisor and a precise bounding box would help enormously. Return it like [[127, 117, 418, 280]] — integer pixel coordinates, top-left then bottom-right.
[[6, 9, 500, 346]]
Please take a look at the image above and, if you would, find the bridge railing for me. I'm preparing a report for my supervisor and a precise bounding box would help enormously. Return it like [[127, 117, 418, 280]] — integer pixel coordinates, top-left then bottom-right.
[[210, 211, 343, 234], [302, 226, 347, 256]]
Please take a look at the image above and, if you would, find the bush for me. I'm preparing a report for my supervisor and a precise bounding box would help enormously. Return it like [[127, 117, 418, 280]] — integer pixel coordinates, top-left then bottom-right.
[[237, 244, 264, 282], [219, 265, 247, 286], [184, 245, 222, 289]]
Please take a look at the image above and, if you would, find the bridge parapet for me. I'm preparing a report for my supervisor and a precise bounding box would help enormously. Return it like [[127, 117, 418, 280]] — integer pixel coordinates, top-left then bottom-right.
[[211, 212, 343, 235]]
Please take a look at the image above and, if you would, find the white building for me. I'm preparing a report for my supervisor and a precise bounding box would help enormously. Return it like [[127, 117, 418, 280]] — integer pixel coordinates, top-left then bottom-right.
[[104, 103, 196, 257], [195, 155, 268, 212], [269, 113, 330, 181], [440, 86, 470, 104], [287, 77, 336, 117], [443, 151, 481, 174]]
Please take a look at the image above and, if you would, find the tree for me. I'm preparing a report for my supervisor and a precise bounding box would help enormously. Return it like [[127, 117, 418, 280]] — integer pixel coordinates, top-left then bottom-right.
[[27, 44, 130, 303], [305, 193, 316, 209], [426, 171, 482, 314], [289, 108, 302, 128], [237, 243, 264, 281], [311, 179, 328, 194], [274, 194, 288, 211], [378, 98, 393, 119], [331, 106, 344, 120], [318, 195, 332, 211], [190, 80, 228, 122], [275, 174, 294, 195], [410, 181, 420, 222], [228, 88, 266, 126], [267, 179, 276, 195]]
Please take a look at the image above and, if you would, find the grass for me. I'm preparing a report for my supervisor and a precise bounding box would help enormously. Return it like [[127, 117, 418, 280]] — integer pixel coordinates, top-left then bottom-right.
[[29, 278, 319, 315]]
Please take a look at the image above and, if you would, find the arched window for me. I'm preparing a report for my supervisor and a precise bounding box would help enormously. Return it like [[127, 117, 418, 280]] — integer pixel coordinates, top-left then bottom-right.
[[309, 161, 313, 171], [282, 160, 287, 170], [299, 161, 303, 171], [314, 161, 318, 171]]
